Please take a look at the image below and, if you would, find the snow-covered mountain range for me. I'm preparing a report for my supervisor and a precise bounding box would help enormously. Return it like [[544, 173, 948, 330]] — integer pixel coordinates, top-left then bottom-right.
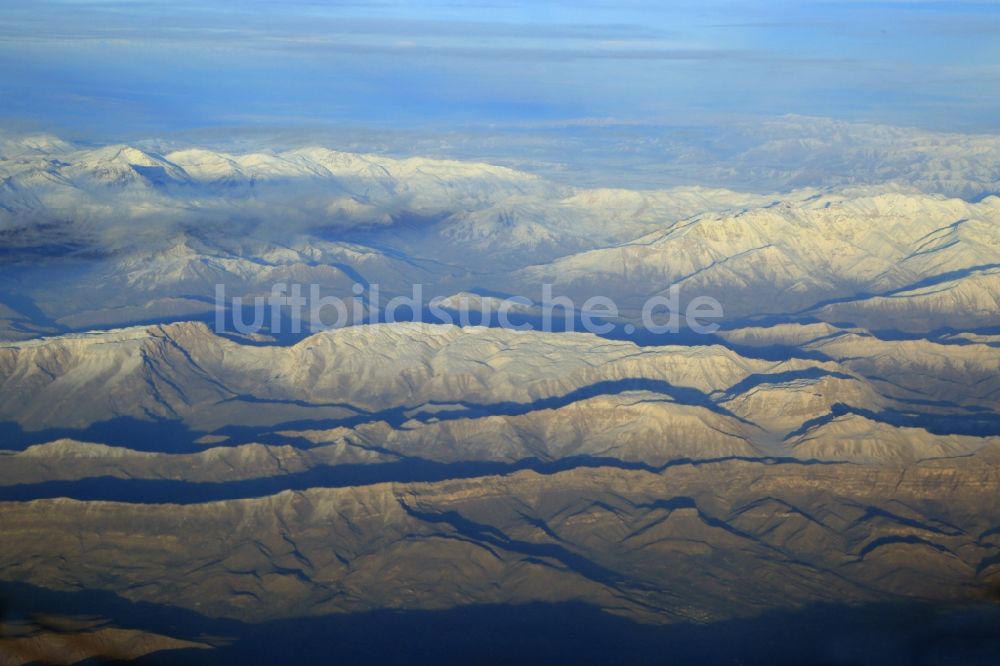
[[2, 127, 999, 338], [1, 121, 999, 659]]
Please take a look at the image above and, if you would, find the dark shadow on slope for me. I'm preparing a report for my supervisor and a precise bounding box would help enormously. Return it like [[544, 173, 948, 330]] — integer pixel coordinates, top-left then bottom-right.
[[1, 581, 999, 666], [704, 337, 834, 361], [0, 377, 753, 454], [0, 455, 841, 504], [784, 403, 1000, 440], [856, 535, 955, 561], [0, 418, 208, 454], [718, 367, 855, 400], [53, 302, 836, 361], [884, 324, 1000, 344], [398, 501, 639, 592], [975, 553, 1000, 576], [848, 506, 963, 537], [421, 305, 834, 360], [49, 305, 1000, 358], [8, 299, 837, 362], [636, 496, 757, 541], [788, 263, 1000, 316], [404, 378, 750, 424]]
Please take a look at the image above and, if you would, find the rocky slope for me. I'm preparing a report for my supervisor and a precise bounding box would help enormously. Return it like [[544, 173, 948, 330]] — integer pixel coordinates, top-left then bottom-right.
[[0, 321, 900, 439], [519, 190, 1000, 330], [0, 457, 997, 628], [0, 320, 995, 643], [2, 126, 999, 662]]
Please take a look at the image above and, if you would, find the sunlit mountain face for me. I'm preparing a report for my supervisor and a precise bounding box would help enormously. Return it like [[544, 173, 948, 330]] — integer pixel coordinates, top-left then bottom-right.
[[2, 2, 1000, 665]]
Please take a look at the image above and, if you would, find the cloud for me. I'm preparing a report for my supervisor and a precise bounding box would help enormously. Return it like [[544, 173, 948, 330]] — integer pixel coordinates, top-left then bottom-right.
[[0, 1, 670, 47], [1, 0, 999, 135]]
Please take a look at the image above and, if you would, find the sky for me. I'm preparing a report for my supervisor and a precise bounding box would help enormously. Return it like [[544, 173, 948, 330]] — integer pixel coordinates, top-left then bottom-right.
[[1, 0, 1000, 140]]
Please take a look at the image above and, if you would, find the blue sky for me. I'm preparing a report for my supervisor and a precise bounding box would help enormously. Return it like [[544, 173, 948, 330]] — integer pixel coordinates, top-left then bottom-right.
[[1, 0, 999, 139]]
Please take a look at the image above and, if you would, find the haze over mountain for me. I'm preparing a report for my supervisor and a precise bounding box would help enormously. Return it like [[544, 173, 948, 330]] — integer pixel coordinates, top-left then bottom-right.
[[2, 122, 1000, 341]]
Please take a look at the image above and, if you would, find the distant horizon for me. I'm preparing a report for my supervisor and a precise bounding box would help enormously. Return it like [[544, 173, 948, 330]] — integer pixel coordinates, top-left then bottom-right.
[[5, 113, 998, 195], [3, 1, 1000, 141]]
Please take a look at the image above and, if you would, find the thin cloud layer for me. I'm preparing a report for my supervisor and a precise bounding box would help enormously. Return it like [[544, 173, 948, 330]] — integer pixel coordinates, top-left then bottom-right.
[[1, 1, 999, 136]]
